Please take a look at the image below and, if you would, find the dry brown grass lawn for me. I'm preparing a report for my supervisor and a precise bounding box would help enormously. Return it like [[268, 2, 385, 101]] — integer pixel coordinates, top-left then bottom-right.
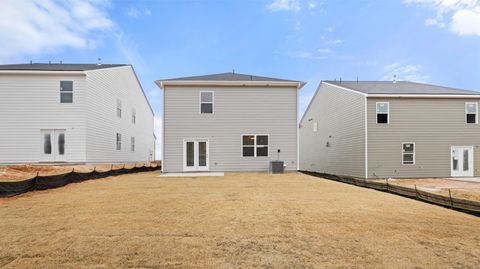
[[0, 172, 479, 268]]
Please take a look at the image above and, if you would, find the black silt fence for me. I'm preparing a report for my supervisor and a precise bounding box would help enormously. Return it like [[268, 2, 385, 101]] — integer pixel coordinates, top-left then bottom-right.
[[301, 170, 480, 216], [0, 164, 160, 198]]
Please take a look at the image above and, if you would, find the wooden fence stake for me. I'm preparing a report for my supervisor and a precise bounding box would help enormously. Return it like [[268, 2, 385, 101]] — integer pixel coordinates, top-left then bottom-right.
[[448, 189, 453, 209], [386, 178, 389, 191], [414, 184, 418, 199]]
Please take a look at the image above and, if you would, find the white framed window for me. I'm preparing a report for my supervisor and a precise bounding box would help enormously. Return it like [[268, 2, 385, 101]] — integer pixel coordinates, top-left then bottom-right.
[[131, 136, 135, 152], [132, 108, 136, 124], [242, 135, 269, 157], [465, 102, 478, 124], [313, 122, 318, 132], [60, 81, 73, 103], [376, 102, 389, 124], [116, 133, 122, 151], [116, 99, 122, 118], [200, 91, 214, 114], [402, 142, 415, 165]]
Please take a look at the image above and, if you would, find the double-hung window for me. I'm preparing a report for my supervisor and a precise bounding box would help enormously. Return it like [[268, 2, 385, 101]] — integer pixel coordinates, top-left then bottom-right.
[[116, 133, 122, 151], [116, 99, 122, 118], [242, 135, 269, 157], [376, 102, 389, 124], [402, 142, 415, 165], [200, 91, 213, 114], [466, 102, 478, 124], [132, 108, 136, 124], [60, 81, 73, 103]]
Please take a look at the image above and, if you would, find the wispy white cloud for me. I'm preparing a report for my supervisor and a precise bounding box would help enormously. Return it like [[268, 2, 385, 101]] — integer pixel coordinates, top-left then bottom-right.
[[327, 26, 334, 32], [381, 61, 430, 82], [325, 39, 345, 45], [267, 0, 319, 12], [128, 7, 152, 19], [405, 0, 480, 36], [0, 0, 113, 63]]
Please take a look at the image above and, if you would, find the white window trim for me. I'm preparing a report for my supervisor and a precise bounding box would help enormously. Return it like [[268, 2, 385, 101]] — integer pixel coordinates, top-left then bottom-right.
[[376, 101, 390, 124], [116, 99, 122, 118], [199, 91, 214, 114], [116, 133, 122, 151], [132, 108, 136, 124], [241, 134, 269, 157], [401, 142, 415, 165], [59, 80, 73, 104], [465, 102, 478, 124]]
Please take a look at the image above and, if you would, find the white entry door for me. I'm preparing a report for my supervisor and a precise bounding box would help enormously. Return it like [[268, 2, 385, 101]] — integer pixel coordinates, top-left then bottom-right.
[[451, 146, 474, 177], [183, 139, 209, 172], [40, 129, 66, 162]]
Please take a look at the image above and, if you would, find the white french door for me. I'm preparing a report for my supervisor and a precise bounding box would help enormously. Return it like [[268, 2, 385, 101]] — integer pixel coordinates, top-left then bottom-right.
[[40, 129, 66, 162], [183, 139, 209, 172], [451, 146, 474, 177]]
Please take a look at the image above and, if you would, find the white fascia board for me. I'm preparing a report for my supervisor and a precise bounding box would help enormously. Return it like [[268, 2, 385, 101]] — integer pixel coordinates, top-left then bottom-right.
[[156, 80, 305, 89], [0, 70, 85, 75], [322, 81, 368, 97], [367, 94, 480, 98]]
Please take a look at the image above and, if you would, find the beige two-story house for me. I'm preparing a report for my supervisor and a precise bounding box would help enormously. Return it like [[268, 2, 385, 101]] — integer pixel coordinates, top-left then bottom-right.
[[300, 80, 480, 179], [156, 72, 304, 173]]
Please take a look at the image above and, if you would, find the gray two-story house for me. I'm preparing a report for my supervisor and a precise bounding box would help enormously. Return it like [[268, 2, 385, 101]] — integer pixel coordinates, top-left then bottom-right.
[[300, 80, 480, 179], [156, 72, 305, 173]]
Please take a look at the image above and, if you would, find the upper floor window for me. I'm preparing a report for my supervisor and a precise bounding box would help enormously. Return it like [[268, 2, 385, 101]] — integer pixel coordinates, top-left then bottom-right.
[[402, 142, 415, 165], [116, 99, 122, 118], [60, 81, 73, 103], [132, 108, 136, 124], [242, 135, 269, 157], [376, 102, 389, 124], [116, 133, 122, 151], [466, 102, 478, 124], [200, 91, 213, 114]]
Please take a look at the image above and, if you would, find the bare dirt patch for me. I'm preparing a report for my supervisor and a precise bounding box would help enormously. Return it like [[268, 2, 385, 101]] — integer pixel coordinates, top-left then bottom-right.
[[0, 172, 479, 268], [389, 178, 480, 201]]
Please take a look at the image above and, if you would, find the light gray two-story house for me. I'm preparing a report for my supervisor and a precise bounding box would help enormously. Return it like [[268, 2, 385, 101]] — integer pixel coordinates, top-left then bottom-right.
[[0, 63, 155, 164], [156, 72, 304, 173], [300, 80, 480, 179]]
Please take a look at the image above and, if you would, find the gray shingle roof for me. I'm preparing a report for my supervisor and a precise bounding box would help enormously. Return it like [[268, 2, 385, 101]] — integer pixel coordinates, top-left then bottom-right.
[[0, 63, 128, 71], [325, 81, 480, 95], [162, 72, 301, 83]]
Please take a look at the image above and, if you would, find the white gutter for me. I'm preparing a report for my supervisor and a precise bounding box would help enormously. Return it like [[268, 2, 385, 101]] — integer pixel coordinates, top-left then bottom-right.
[[0, 70, 85, 75], [156, 80, 305, 89], [367, 94, 480, 98]]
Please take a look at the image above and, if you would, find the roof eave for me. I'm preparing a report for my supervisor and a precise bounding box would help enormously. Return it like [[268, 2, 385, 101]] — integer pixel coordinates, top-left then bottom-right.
[[0, 70, 86, 75], [155, 80, 305, 89], [367, 94, 480, 98]]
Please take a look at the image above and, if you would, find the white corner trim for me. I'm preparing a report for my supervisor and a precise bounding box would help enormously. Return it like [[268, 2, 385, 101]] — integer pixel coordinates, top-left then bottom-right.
[[364, 96, 368, 179]]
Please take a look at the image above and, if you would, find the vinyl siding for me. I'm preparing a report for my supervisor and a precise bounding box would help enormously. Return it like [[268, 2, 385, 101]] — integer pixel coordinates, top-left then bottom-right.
[[0, 73, 87, 163], [299, 82, 366, 177], [85, 66, 155, 163], [367, 98, 480, 178], [163, 86, 297, 172]]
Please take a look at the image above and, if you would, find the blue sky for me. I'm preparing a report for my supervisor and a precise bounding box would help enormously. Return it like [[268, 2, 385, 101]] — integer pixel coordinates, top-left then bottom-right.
[[1, 0, 480, 154]]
